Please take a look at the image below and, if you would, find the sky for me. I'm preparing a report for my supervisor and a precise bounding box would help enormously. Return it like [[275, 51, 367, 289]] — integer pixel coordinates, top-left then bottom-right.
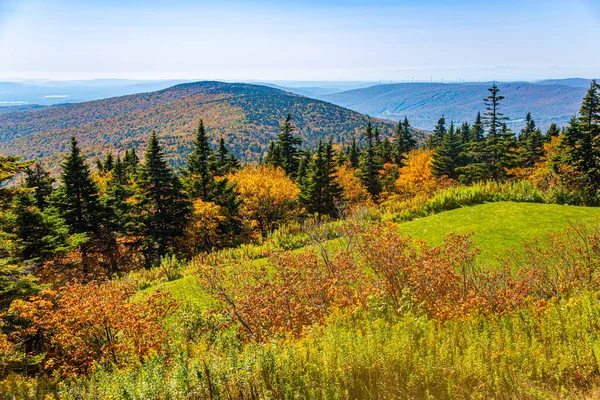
[[0, 0, 598, 82]]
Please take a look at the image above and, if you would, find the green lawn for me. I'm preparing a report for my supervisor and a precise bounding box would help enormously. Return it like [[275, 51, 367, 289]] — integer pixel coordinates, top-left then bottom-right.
[[145, 202, 600, 305], [398, 202, 600, 264]]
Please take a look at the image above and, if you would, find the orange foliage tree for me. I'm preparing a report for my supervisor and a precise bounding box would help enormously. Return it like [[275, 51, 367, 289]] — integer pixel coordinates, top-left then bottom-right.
[[334, 163, 372, 209], [7, 281, 175, 376], [394, 149, 440, 199], [229, 165, 300, 235]]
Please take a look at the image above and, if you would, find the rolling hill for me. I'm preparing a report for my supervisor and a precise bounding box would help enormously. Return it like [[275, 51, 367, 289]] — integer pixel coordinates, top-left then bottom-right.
[[0, 81, 408, 170], [319, 81, 589, 131]]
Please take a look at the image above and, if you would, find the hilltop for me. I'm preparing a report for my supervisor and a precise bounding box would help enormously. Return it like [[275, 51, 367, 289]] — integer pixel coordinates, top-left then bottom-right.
[[319, 81, 589, 131], [0, 81, 406, 169]]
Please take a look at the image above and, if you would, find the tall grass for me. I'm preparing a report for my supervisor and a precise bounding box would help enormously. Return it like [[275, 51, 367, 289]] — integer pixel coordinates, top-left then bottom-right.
[[382, 180, 547, 221], [48, 292, 600, 400]]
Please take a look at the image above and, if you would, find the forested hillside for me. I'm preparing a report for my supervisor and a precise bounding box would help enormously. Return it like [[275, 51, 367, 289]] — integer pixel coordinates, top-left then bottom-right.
[[320, 81, 588, 130], [0, 81, 409, 170]]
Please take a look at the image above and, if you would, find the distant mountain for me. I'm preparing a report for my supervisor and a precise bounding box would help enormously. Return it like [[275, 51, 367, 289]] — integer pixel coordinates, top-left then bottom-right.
[[0, 79, 190, 106], [535, 78, 593, 88], [0, 81, 407, 171], [318, 82, 589, 131]]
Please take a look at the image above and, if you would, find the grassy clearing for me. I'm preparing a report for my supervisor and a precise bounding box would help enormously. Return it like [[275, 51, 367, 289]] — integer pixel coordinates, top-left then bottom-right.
[[399, 202, 600, 264], [147, 202, 600, 303]]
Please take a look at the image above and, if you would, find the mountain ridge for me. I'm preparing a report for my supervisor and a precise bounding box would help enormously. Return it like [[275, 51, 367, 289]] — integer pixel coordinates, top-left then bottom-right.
[[318, 81, 589, 131], [0, 81, 406, 171]]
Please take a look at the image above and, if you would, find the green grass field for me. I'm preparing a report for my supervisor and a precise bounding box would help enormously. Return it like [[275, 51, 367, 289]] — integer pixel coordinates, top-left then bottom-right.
[[398, 202, 600, 264], [148, 202, 600, 305]]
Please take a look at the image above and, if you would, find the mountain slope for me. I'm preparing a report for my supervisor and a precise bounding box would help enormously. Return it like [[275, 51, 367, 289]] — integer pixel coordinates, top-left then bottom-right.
[[0, 81, 405, 169], [319, 82, 588, 131]]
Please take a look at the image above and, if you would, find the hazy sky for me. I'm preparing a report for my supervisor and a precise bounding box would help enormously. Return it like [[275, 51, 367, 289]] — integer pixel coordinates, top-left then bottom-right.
[[0, 0, 599, 81]]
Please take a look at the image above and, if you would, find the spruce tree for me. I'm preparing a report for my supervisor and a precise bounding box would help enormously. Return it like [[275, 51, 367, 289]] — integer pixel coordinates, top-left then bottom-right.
[[546, 123, 561, 138], [103, 152, 115, 172], [24, 163, 55, 210], [275, 113, 302, 176], [133, 132, 191, 266], [9, 192, 77, 263], [469, 112, 485, 142], [53, 137, 102, 236], [516, 113, 545, 168], [431, 122, 465, 180], [558, 81, 600, 199], [300, 140, 343, 216], [428, 116, 447, 148], [348, 137, 361, 168], [102, 156, 131, 235], [183, 119, 214, 200], [264, 141, 283, 168], [214, 137, 240, 175], [123, 147, 139, 176], [359, 121, 383, 199]]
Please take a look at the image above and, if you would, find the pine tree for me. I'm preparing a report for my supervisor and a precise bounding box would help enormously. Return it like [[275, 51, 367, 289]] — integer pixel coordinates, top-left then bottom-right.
[[431, 122, 465, 180], [378, 137, 394, 164], [484, 84, 509, 138], [348, 137, 361, 168], [9, 192, 78, 263], [300, 140, 343, 216], [214, 137, 240, 175], [24, 163, 55, 210], [516, 113, 545, 168], [428, 116, 447, 148], [102, 156, 131, 235], [546, 123, 561, 138], [103, 152, 115, 172], [182, 120, 242, 242], [469, 112, 485, 142], [264, 141, 283, 168], [53, 137, 103, 236], [558, 80, 600, 199], [123, 147, 139, 176], [393, 117, 416, 166], [133, 132, 191, 266], [483, 85, 514, 181], [183, 119, 214, 200], [359, 121, 382, 199], [274, 113, 302, 176]]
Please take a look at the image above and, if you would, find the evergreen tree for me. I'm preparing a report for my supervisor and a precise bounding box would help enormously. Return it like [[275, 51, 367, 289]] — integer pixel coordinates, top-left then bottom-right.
[[431, 122, 465, 180], [103, 152, 115, 172], [214, 137, 240, 175], [24, 163, 55, 211], [264, 141, 283, 168], [484, 84, 509, 138], [102, 157, 131, 235], [275, 113, 302, 176], [378, 137, 394, 164], [183, 119, 214, 200], [428, 116, 447, 148], [393, 117, 416, 166], [300, 140, 343, 216], [123, 147, 139, 176], [558, 81, 600, 199], [483, 85, 514, 181], [359, 121, 383, 199], [459, 122, 471, 144], [53, 137, 103, 236], [516, 113, 545, 168], [133, 132, 191, 266], [546, 123, 561, 138], [8, 192, 78, 263], [348, 137, 361, 168], [469, 112, 485, 142]]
